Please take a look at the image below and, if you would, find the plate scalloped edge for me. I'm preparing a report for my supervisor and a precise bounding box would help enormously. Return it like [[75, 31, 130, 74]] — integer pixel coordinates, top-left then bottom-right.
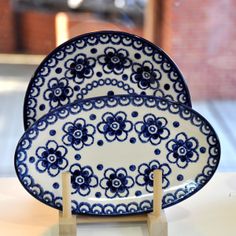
[[16, 94, 220, 216], [23, 30, 192, 130]]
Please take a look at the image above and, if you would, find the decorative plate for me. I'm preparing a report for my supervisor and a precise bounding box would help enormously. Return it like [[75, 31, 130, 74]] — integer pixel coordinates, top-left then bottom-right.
[[24, 31, 191, 129], [16, 95, 220, 216]]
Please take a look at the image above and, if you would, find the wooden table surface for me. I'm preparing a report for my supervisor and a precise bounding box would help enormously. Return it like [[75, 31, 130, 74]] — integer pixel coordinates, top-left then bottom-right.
[[0, 172, 235, 236]]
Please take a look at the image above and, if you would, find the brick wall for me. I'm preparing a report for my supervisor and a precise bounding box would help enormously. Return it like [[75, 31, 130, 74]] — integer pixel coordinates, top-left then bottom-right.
[[67, 13, 143, 39], [171, 0, 236, 100], [0, 1, 236, 100], [0, 0, 16, 53], [18, 10, 56, 54]]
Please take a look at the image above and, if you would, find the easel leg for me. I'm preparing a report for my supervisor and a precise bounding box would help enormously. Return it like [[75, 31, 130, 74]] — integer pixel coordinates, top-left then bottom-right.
[[147, 211, 168, 236], [59, 172, 77, 236], [147, 169, 168, 236], [58, 170, 168, 236]]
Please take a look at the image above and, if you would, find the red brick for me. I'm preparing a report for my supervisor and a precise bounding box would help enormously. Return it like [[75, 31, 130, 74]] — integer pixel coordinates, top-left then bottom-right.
[[171, 0, 236, 100], [67, 13, 143, 39], [19, 10, 56, 54], [0, 0, 16, 52]]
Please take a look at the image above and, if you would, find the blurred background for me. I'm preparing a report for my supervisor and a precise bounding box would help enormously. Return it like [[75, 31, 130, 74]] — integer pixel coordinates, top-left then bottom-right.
[[0, 0, 236, 176]]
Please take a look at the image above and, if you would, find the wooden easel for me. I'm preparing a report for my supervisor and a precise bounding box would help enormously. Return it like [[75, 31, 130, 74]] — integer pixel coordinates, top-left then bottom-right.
[[59, 170, 168, 236]]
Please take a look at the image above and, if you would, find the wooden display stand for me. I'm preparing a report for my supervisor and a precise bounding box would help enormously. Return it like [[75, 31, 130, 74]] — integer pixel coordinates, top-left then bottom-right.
[[59, 170, 168, 236]]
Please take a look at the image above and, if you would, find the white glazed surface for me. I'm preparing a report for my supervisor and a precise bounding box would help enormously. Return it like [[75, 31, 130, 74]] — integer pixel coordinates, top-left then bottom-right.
[[24, 31, 191, 129], [16, 95, 220, 215]]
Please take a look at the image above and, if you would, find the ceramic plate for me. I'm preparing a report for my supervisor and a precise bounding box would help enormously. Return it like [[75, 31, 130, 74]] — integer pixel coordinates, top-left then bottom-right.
[[24, 31, 191, 129], [16, 95, 220, 216]]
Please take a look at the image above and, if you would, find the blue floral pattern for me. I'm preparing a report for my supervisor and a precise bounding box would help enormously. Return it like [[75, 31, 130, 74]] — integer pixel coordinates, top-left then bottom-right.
[[100, 168, 134, 198], [36, 140, 68, 177], [62, 118, 95, 150], [65, 53, 96, 84], [98, 47, 131, 75], [24, 32, 192, 129], [70, 164, 98, 196], [131, 61, 161, 90], [136, 160, 171, 192], [166, 133, 199, 168], [135, 114, 170, 145], [97, 111, 132, 141], [43, 78, 73, 109], [16, 95, 220, 215]]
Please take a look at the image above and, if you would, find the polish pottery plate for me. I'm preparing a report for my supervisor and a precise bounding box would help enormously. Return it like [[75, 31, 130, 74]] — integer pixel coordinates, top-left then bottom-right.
[[16, 95, 220, 216], [24, 31, 191, 129]]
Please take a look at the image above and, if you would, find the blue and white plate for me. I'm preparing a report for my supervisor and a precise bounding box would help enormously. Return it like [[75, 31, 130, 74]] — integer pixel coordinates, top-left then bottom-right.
[[24, 31, 191, 129], [16, 95, 220, 216]]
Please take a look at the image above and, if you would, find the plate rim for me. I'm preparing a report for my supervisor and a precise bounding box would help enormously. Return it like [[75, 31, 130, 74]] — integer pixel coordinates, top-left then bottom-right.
[[23, 30, 192, 130], [17, 94, 220, 216]]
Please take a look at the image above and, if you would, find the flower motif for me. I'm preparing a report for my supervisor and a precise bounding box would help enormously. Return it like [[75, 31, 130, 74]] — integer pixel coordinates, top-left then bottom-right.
[[98, 47, 131, 75], [135, 114, 170, 145], [65, 53, 96, 84], [100, 168, 134, 198], [44, 78, 73, 109], [70, 164, 98, 196], [62, 118, 95, 150], [35, 140, 68, 177], [166, 133, 199, 168], [97, 111, 133, 142], [136, 160, 171, 192], [131, 61, 161, 90]]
